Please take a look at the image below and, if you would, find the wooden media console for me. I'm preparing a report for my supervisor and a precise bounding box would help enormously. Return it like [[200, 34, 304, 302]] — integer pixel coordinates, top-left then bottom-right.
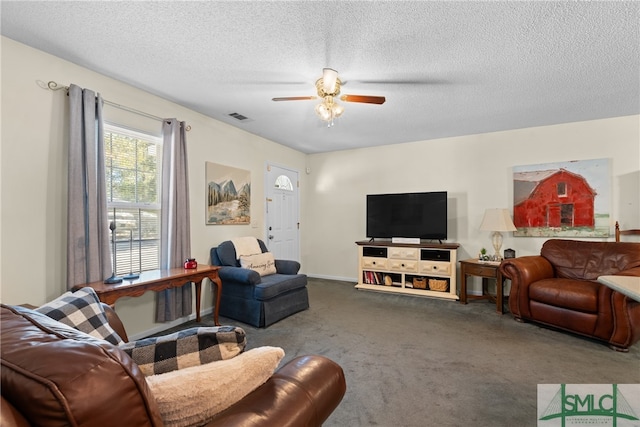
[[355, 240, 459, 300]]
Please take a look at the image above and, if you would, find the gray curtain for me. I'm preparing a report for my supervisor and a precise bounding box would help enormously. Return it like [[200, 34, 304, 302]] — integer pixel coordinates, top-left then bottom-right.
[[67, 84, 111, 288], [156, 119, 192, 321]]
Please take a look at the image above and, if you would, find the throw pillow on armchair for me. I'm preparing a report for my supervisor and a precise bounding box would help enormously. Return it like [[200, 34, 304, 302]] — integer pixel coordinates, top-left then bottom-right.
[[239, 252, 277, 276]]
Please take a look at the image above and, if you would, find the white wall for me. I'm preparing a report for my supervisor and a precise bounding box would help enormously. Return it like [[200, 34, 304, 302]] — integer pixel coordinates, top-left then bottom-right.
[[0, 37, 306, 337], [302, 117, 640, 289], [2, 37, 639, 337]]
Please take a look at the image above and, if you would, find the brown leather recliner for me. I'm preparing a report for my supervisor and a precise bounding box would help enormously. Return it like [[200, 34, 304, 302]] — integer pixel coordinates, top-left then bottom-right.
[[0, 303, 346, 426], [500, 239, 640, 351]]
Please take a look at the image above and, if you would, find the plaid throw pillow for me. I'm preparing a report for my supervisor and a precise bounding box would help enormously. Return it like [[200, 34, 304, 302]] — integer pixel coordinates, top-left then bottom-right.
[[120, 326, 247, 376], [36, 287, 124, 345]]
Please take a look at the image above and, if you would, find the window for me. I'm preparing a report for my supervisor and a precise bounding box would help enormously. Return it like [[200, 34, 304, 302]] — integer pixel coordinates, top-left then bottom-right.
[[104, 124, 162, 275], [274, 175, 293, 191], [557, 182, 567, 197]]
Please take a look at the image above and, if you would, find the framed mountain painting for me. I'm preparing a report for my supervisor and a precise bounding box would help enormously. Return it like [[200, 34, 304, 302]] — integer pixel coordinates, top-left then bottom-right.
[[205, 162, 251, 225]]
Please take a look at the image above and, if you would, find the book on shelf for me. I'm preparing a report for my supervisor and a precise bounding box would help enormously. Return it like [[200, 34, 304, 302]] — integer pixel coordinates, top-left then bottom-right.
[[363, 271, 385, 285]]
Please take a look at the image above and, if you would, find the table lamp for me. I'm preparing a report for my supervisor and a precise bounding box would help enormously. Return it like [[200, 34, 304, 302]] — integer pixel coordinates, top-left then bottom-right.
[[479, 208, 517, 260]]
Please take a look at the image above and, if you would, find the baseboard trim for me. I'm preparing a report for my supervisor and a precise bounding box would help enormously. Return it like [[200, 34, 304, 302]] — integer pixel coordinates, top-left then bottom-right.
[[307, 273, 357, 282], [129, 306, 214, 341]]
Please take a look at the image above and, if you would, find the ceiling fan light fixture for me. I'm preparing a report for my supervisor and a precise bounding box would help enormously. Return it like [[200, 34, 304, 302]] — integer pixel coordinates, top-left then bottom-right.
[[316, 75, 341, 98], [315, 104, 331, 121], [273, 68, 383, 126], [322, 68, 339, 94], [333, 102, 344, 117], [315, 95, 344, 126]]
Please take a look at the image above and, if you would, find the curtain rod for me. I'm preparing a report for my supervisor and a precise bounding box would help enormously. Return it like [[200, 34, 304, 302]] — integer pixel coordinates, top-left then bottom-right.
[[44, 80, 191, 131]]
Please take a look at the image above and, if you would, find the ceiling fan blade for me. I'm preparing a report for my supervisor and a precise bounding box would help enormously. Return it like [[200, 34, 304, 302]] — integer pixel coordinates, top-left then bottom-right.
[[272, 96, 317, 101], [340, 94, 386, 105], [351, 79, 446, 85]]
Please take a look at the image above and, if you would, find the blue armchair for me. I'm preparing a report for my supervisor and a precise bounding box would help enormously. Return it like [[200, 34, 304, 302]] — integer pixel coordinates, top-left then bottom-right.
[[210, 239, 309, 327]]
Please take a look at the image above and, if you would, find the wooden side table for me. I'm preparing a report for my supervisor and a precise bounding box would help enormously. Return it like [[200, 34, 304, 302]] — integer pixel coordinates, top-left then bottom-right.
[[459, 259, 505, 314], [73, 264, 222, 325]]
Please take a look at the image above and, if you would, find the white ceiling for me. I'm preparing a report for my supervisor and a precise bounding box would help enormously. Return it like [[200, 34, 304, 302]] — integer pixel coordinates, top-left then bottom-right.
[[2, 1, 638, 154]]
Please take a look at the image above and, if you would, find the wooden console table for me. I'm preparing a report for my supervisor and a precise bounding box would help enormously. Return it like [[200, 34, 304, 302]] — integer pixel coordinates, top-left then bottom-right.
[[74, 264, 222, 325], [459, 259, 505, 314]]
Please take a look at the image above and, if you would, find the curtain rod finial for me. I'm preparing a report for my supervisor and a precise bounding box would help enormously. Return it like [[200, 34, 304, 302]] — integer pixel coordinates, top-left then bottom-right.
[[40, 80, 68, 91]]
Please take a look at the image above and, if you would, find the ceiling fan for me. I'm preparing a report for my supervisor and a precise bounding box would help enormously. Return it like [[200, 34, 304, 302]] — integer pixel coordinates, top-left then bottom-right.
[[272, 68, 386, 126]]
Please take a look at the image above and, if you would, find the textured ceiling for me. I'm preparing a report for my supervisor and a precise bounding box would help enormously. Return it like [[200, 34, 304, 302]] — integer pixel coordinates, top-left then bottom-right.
[[2, 1, 638, 154]]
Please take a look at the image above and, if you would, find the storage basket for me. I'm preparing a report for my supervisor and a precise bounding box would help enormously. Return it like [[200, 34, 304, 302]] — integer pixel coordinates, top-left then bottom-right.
[[412, 277, 427, 289], [428, 278, 449, 292]]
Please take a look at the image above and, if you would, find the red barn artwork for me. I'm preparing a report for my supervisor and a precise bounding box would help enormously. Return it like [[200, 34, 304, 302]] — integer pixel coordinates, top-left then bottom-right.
[[513, 168, 597, 229]]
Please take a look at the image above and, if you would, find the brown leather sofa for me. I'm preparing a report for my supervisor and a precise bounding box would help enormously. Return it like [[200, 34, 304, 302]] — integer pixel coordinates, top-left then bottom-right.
[[0, 303, 346, 426], [500, 239, 640, 351]]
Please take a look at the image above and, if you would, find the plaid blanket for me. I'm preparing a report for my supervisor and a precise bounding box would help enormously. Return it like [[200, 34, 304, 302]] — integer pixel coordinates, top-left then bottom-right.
[[120, 326, 247, 376]]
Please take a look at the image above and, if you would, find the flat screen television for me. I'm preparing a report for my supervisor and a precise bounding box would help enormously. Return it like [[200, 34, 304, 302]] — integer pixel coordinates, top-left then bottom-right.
[[366, 191, 447, 241]]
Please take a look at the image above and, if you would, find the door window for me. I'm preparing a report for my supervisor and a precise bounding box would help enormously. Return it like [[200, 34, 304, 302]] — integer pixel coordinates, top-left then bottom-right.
[[275, 175, 293, 191]]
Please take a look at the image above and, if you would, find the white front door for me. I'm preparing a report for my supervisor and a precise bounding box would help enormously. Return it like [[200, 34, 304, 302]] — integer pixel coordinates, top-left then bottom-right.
[[265, 164, 300, 261]]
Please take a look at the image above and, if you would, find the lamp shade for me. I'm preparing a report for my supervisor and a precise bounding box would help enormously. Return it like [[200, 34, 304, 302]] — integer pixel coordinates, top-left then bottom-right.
[[479, 208, 517, 232]]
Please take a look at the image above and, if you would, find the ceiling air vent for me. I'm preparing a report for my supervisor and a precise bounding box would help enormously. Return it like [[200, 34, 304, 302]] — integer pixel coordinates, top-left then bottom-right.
[[228, 112, 250, 121]]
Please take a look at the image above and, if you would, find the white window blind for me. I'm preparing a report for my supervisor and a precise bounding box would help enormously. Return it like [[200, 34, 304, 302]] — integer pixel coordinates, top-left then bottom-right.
[[104, 124, 162, 275]]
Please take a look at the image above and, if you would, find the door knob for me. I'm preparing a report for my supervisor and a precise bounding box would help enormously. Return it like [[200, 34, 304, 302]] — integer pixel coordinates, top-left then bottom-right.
[[268, 235, 274, 240]]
